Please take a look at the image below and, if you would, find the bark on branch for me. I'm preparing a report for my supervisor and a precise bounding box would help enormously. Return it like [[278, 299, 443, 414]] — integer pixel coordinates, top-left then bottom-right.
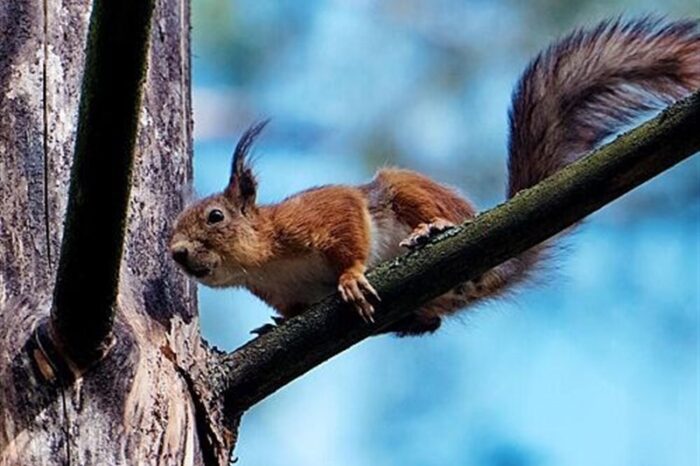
[[48, 0, 155, 370], [208, 91, 700, 419]]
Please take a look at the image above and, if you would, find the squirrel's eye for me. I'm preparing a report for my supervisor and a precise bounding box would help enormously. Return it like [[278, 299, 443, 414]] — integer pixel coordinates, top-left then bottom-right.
[[207, 209, 225, 224]]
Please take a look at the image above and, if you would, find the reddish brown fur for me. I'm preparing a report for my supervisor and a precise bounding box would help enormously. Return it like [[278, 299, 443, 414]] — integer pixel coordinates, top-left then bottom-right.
[[267, 186, 372, 273], [369, 168, 476, 227]]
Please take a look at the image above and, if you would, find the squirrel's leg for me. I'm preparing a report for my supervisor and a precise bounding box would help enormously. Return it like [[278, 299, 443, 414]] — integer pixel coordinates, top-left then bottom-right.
[[371, 170, 476, 334], [380, 294, 466, 336], [374, 172, 472, 249], [338, 261, 380, 323], [318, 197, 378, 323], [383, 261, 522, 336], [385, 311, 442, 336]]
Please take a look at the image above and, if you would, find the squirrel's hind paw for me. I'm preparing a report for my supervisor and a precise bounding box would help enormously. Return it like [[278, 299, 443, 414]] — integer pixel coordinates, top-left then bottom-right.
[[400, 218, 456, 249]]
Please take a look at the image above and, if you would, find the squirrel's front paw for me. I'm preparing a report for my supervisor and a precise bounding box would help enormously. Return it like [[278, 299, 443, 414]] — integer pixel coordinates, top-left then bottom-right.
[[338, 268, 380, 324], [400, 218, 456, 249]]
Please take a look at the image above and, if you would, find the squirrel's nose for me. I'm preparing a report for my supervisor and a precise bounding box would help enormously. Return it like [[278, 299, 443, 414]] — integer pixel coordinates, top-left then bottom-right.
[[171, 246, 189, 265]]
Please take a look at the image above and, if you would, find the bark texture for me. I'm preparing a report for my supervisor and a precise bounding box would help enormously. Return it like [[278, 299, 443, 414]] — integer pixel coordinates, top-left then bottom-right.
[[0, 1, 233, 464]]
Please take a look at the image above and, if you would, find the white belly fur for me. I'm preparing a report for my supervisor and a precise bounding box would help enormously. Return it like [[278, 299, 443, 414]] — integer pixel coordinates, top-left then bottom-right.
[[244, 252, 338, 309], [368, 211, 412, 267], [246, 212, 412, 309]]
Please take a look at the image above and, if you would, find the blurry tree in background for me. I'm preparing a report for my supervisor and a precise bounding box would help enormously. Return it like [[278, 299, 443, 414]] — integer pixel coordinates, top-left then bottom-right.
[[190, 2, 698, 466]]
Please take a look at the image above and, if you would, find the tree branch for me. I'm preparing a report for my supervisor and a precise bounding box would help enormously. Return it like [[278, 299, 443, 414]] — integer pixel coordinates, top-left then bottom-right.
[[48, 0, 155, 370], [205, 91, 700, 420]]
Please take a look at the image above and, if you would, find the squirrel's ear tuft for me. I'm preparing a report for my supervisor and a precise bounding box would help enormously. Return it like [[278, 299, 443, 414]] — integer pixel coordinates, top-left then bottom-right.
[[225, 119, 269, 210]]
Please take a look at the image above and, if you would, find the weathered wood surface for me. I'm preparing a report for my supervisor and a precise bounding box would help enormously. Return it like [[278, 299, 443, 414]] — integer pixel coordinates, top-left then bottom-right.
[[0, 1, 230, 464]]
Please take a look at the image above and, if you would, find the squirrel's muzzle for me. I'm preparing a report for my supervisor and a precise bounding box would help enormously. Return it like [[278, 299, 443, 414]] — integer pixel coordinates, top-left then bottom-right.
[[171, 245, 189, 266], [169, 241, 214, 279]]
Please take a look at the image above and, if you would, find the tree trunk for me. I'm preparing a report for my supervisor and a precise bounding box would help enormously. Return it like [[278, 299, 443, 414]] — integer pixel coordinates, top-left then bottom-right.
[[0, 1, 229, 464]]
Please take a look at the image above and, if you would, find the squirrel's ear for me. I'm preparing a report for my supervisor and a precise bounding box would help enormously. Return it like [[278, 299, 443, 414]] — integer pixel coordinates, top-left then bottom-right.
[[224, 119, 269, 210]]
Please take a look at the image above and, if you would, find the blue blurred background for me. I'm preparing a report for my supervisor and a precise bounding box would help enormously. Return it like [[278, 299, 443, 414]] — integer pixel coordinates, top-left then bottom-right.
[[190, 2, 699, 465]]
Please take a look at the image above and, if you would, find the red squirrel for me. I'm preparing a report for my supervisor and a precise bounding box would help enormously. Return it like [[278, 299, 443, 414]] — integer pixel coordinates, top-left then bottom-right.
[[170, 18, 700, 336]]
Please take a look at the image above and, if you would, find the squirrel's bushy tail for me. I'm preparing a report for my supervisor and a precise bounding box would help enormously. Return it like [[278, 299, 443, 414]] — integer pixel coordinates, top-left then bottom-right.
[[468, 17, 700, 301], [508, 16, 700, 196]]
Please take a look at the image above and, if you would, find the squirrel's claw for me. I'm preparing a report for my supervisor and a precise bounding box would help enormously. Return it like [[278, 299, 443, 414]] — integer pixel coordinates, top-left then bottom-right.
[[400, 218, 456, 249], [356, 273, 380, 302], [338, 271, 379, 324]]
